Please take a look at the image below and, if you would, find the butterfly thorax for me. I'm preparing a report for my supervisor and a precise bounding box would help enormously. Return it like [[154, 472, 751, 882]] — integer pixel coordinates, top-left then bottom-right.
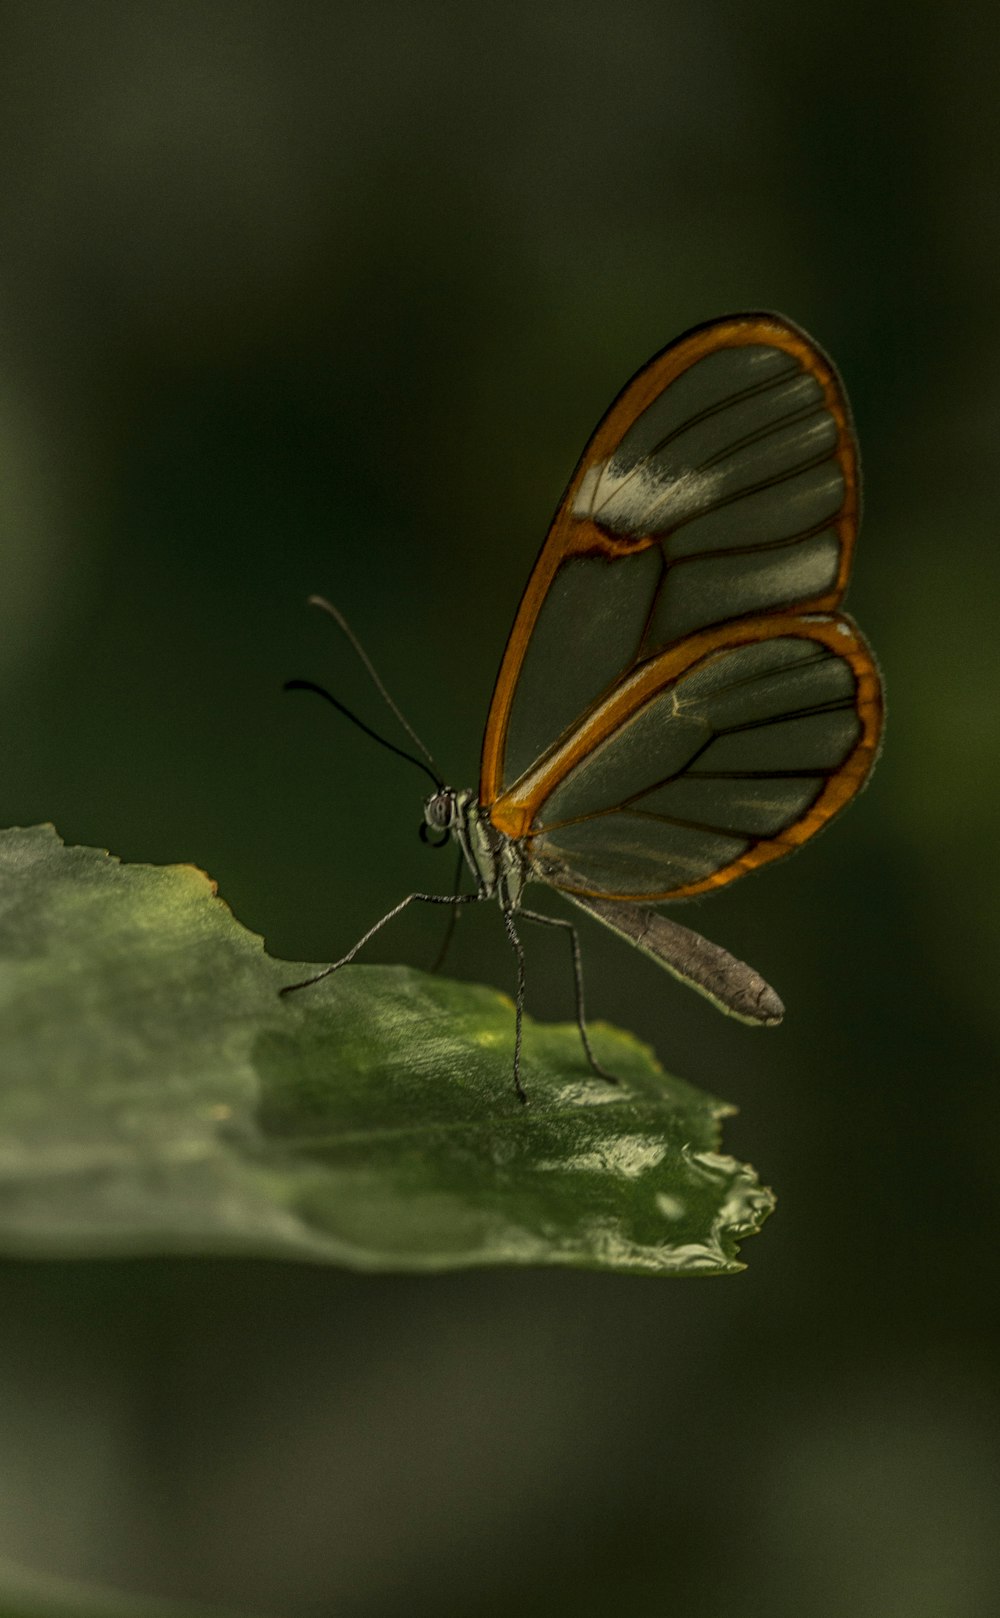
[[423, 786, 529, 908]]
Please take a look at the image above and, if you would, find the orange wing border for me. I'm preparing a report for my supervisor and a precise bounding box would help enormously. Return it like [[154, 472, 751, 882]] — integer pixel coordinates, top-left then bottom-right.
[[479, 313, 860, 809], [489, 611, 883, 901]]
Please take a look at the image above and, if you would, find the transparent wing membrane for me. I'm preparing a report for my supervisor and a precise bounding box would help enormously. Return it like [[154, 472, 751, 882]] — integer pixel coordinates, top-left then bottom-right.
[[482, 315, 861, 804], [577, 352, 838, 540], [500, 616, 882, 900], [478, 314, 881, 902]]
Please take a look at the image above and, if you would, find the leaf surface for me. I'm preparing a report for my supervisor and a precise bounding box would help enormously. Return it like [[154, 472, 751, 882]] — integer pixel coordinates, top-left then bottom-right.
[[0, 826, 774, 1273]]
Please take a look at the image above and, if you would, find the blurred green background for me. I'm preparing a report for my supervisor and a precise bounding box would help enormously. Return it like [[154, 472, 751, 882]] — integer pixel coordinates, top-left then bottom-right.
[[2, 2, 998, 1614]]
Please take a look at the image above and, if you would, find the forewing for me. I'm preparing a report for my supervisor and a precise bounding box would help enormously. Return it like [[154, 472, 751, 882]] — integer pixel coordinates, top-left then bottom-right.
[[480, 313, 860, 807], [490, 614, 882, 901]]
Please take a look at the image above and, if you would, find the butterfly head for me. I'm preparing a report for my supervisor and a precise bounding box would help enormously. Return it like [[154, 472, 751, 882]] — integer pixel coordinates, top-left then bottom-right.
[[420, 787, 459, 848]]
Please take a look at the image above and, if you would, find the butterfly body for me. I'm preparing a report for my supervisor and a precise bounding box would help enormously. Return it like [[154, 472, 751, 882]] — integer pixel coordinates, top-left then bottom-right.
[[423, 781, 787, 1034], [424, 786, 529, 909]]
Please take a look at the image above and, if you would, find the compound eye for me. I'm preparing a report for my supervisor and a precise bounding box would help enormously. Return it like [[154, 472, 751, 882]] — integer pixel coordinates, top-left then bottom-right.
[[425, 791, 454, 829]]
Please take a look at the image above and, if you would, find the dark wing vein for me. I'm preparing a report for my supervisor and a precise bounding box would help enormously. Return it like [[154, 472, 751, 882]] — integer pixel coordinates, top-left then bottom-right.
[[534, 691, 855, 832], [637, 435, 839, 537], [711, 695, 856, 738], [589, 362, 802, 522]]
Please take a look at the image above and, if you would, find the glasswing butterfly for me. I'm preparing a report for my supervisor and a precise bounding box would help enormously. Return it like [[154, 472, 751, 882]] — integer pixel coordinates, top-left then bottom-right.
[[284, 312, 883, 1103]]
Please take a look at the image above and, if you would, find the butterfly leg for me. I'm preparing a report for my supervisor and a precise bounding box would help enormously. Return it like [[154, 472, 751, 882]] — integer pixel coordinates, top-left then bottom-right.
[[500, 905, 530, 1106], [519, 908, 619, 1086], [429, 845, 467, 974], [280, 891, 484, 996]]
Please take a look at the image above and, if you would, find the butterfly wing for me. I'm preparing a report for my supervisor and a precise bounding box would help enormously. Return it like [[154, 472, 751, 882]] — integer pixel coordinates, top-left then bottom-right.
[[496, 611, 881, 900], [480, 313, 882, 902]]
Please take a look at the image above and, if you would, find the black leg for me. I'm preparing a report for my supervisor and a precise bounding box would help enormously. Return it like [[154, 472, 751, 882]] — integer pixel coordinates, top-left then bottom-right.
[[501, 905, 529, 1106], [519, 907, 619, 1086], [429, 846, 467, 974], [280, 890, 484, 996]]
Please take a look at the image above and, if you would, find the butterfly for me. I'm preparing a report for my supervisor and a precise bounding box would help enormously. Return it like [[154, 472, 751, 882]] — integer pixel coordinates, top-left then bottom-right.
[[283, 312, 883, 1103]]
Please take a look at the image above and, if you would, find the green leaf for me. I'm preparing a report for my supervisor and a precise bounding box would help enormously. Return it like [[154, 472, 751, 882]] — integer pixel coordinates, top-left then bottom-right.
[[0, 825, 774, 1273]]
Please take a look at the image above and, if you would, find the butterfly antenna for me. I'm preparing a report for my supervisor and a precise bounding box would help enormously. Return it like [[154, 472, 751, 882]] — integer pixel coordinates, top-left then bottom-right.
[[306, 594, 444, 782], [283, 679, 443, 790]]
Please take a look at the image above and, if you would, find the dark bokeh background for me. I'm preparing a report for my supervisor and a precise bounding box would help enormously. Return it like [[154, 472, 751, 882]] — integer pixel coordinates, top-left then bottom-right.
[[2, 3, 998, 1614]]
